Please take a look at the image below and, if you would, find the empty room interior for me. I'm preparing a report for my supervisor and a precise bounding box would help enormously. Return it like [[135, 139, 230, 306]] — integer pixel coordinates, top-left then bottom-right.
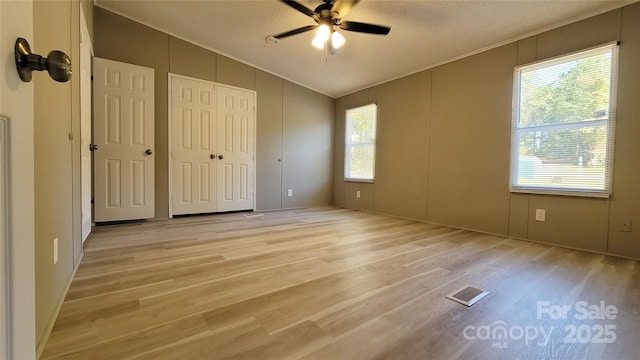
[[2, 0, 640, 359]]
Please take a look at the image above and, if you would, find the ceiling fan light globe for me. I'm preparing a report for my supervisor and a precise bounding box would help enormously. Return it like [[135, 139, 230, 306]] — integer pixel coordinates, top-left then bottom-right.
[[331, 31, 345, 48], [316, 24, 331, 42], [312, 36, 326, 49]]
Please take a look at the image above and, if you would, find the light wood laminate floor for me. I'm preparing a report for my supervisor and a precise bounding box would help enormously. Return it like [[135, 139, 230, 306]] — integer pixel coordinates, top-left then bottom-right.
[[42, 207, 639, 359]]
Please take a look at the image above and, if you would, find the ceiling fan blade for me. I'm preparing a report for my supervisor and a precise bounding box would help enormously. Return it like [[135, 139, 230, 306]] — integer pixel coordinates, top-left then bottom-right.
[[331, 0, 360, 18], [280, 0, 316, 18], [339, 21, 391, 35], [273, 25, 318, 39]]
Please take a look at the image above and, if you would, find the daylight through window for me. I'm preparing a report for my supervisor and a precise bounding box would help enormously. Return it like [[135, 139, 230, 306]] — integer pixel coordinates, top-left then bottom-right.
[[345, 104, 377, 182], [510, 43, 618, 197]]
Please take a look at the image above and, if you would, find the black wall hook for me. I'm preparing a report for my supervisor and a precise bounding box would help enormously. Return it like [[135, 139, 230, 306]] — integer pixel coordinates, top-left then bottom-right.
[[14, 37, 72, 83]]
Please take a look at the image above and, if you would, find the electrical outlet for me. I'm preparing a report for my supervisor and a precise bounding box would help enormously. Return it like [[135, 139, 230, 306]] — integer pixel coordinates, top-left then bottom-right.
[[287, 189, 292, 197], [535, 209, 546, 222], [53, 238, 59, 265], [356, 190, 361, 199], [620, 219, 632, 232]]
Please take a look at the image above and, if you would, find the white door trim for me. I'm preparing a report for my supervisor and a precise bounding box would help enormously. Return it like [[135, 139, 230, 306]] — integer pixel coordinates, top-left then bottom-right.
[[80, 4, 93, 242], [0, 115, 10, 359], [168, 73, 257, 217]]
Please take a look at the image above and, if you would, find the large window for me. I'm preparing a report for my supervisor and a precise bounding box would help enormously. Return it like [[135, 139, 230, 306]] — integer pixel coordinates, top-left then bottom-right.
[[510, 43, 618, 197], [345, 104, 377, 182]]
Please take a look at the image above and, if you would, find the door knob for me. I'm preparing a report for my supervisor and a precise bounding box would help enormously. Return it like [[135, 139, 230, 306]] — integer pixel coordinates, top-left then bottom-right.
[[210, 154, 216, 159], [89, 144, 98, 151], [145, 149, 153, 155], [218, 154, 224, 160]]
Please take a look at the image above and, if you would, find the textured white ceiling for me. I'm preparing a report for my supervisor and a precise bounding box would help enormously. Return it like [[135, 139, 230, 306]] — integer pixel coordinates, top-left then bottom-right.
[[95, 0, 634, 98]]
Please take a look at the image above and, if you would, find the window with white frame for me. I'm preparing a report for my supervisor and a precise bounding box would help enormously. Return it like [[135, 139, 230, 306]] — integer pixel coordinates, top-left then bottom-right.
[[345, 104, 377, 182], [510, 43, 618, 197]]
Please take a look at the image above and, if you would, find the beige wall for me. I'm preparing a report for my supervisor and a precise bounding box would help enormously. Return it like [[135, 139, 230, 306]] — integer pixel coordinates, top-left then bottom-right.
[[282, 82, 335, 208], [334, 3, 640, 260], [34, 0, 72, 346], [376, 72, 431, 220], [33, 0, 91, 351], [80, 0, 94, 44], [429, 44, 514, 234], [255, 70, 284, 210], [94, 8, 334, 217], [608, 4, 640, 257]]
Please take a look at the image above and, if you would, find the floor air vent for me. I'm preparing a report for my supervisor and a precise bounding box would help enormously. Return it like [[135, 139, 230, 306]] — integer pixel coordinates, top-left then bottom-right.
[[446, 286, 489, 307]]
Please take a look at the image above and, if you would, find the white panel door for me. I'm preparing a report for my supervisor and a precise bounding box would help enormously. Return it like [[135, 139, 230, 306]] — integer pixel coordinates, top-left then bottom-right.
[[93, 58, 155, 221], [216, 85, 255, 212], [80, 11, 92, 240], [171, 76, 217, 215]]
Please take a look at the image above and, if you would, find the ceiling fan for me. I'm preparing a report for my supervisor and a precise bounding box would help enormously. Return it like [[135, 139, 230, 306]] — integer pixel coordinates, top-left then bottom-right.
[[269, 0, 391, 51]]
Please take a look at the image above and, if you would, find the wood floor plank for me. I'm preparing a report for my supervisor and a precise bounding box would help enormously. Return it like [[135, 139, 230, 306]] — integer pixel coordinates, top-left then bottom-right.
[[42, 315, 210, 360], [130, 318, 269, 360], [41, 207, 640, 360], [314, 267, 453, 336]]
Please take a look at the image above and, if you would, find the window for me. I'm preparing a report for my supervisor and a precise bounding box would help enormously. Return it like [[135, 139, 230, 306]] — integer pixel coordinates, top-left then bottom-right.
[[510, 43, 618, 197], [345, 104, 377, 182]]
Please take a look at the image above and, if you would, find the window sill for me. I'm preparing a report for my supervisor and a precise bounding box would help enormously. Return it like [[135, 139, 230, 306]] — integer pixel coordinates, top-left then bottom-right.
[[344, 179, 374, 184], [510, 187, 610, 199]]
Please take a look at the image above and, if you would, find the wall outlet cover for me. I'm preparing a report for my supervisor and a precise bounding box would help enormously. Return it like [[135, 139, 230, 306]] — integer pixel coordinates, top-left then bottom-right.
[[620, 219, 632, 232], [535, 209, 546, 222]]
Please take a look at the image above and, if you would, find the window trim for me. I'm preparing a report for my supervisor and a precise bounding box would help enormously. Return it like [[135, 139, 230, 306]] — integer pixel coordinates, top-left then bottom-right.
[[344, 103, 377, 183], [509, 42, 619, 198]]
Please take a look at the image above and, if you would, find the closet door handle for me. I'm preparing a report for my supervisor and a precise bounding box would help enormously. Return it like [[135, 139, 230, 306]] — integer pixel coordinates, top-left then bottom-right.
[[218, 154, 224, 160], [210, 154, 216, 159], [145, 149, 153, 155]]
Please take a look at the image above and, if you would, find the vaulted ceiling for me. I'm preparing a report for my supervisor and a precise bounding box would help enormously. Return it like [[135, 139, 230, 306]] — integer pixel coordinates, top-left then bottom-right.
[[95, 0, 634, 98]]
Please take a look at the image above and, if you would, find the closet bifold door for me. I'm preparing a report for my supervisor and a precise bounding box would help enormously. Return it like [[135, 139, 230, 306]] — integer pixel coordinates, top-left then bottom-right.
[[170, 76, 217, 215], [215, 84, 255, 212], [169, 75, 256, 216]]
